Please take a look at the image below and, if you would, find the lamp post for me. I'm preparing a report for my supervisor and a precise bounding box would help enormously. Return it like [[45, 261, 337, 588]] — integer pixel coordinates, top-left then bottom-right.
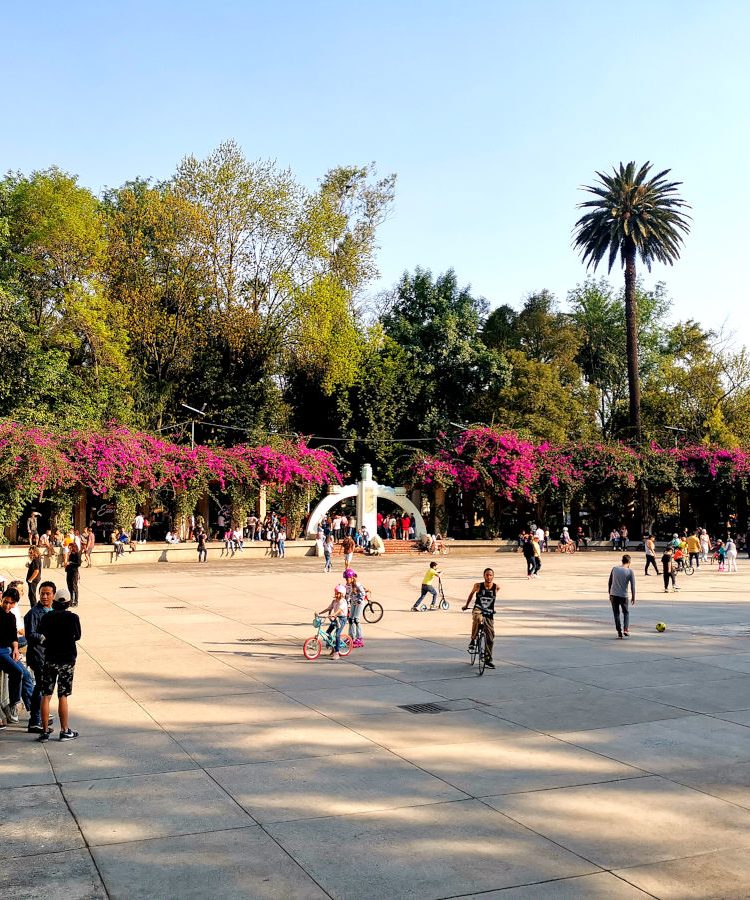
[[181, 403, 207, 450]]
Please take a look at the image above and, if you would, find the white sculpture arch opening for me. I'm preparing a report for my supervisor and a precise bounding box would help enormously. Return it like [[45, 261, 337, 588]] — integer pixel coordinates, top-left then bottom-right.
[[306, 464, 427, 539]]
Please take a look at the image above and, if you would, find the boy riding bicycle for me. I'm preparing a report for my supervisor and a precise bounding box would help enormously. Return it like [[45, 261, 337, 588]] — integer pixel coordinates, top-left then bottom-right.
[[462, 567, 497, 669]]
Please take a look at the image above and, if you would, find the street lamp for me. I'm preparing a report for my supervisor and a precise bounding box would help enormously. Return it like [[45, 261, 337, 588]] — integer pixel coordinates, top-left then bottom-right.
[[181, 403, 207, 449]]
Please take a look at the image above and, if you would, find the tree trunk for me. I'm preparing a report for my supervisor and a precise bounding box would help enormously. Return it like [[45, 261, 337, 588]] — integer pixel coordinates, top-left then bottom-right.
[[623, 241, 642, 443]]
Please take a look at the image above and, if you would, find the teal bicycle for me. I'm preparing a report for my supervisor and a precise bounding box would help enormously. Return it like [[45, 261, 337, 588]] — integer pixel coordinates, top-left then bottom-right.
[[303, 615, 354, 660]]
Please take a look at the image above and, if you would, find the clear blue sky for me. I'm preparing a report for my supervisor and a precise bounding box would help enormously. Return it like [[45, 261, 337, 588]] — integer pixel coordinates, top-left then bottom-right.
[[4, 1, 749, 345]]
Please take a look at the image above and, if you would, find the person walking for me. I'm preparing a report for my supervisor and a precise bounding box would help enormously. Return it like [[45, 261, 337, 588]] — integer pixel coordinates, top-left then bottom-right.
[[522, 532, 536, 577], [644, 534, 659, 575], [726, 537, 738, 573], [700, 529, 711, 563], [65, 540, 81, 607], [341, 533, 355, 568], [323, 533, 334, 572], [686, 531, 701, 569], [196, 528, 208, 563], [608, 554, 636, 639], [531, 533, 542, 576], [26, 545, 42, 607]]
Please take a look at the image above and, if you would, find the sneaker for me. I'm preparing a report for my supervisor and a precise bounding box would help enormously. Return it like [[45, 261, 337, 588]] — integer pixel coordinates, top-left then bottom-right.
[[37, 729, 52, 742], [27, 723, 45, 734], [468, 642, 476, 653], [59, 729, 79, 741], [663, 589, 669, 593], [485, 660, 495, 669], [332, 653, 340, 661], [617, 633, 623, 639], [623, 629, 629, 637], [3, 704, 18, 724]]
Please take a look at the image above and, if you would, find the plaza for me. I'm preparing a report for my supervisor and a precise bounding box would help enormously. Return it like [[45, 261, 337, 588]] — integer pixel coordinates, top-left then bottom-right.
[[3, 550, 750, 898]]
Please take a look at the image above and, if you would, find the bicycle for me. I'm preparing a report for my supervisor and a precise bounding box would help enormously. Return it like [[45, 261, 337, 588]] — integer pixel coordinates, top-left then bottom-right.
[[303, 615, 354, 660], [417, 577, 450, 611], [362, 589, 383, 624], [557, 541, 576, 554], [469, 613, 488, 676], [675, 555, 694, 576]]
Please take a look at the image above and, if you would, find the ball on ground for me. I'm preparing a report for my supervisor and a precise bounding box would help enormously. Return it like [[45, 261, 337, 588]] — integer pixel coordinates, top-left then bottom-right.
[[655, 622, 667, 633]]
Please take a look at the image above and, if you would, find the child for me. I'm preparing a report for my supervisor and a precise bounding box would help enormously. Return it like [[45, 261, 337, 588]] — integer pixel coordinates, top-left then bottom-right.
[[661, 546, 678, 592], [412, 561, 441, 611], [344, 569, 367, 648], [317, 585, 348, 660], [716, 540, 726, 572]]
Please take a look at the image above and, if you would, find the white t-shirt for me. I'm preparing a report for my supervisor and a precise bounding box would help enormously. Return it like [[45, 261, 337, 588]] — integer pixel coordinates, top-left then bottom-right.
[[134, 514, 144, 529], [331, 596, 347, 617]]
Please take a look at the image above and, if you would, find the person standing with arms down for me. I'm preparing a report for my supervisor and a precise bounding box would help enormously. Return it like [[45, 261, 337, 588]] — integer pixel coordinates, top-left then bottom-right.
[[462, 568, 497, 669], [65, 540, 81, 607], [608, 554, 636, 639], [36, 587, 81, 742], [662, 545, 678, 592]]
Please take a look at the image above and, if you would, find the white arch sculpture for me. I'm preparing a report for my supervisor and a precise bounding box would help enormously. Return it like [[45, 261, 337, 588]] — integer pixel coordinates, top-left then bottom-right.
[[306, 464, 427, 539]]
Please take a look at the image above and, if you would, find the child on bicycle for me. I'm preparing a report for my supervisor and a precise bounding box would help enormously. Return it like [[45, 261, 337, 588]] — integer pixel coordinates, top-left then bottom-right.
[[343, 568, 367, 648], [317, 584, 348, 660], [462, 567, 497, 669]]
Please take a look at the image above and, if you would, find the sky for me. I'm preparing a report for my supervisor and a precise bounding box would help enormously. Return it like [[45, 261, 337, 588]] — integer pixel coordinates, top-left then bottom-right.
[[4, 1, 749, 346]]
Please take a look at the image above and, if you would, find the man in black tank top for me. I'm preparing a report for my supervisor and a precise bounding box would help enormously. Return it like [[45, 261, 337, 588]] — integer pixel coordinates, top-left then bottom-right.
[[462, 567, 497, 668]]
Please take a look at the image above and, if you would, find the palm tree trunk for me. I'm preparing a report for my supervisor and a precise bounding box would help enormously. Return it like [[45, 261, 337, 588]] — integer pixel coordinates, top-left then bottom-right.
[[623, 241, 642, 443]]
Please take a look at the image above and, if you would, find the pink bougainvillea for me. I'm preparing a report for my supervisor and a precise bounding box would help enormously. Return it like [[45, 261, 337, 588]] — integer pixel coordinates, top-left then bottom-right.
[[0, 423, 341, 499], [411, 428, 750, 503]]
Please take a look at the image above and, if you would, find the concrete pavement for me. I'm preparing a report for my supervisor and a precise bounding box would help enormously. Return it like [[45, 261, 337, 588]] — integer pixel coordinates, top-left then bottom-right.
[[4, 549, 750, 898]]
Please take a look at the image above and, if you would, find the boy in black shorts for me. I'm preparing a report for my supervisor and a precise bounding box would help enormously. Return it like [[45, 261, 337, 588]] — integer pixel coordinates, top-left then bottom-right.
[[462, 568, 498, 668], [36, 587, 81, 742]]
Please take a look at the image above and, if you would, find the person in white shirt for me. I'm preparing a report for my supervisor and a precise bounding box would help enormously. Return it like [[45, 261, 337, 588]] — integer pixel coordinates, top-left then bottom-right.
[[317, 585, 348, 660], [726, 538, 738, 573], [535, 526, 545, 552], [134, 513, 145, 543], [165, 531, 180, 544]]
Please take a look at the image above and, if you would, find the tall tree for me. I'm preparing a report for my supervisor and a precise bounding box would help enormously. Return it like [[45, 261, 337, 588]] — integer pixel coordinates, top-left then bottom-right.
[[572, 162, 691, 441]]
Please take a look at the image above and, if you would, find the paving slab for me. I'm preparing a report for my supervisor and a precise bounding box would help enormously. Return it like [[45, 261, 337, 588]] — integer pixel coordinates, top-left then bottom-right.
[[549, 657, 741, 690], [0, 848, 107, 899], [418, 669, 590, 703], [92, 827, 327, 899], [666, 759, 750, 811], [209, 748, 467, 823], [168, 714, 375, 766], [63, 769, 254, 845], [0, 730, 57, 788], [45, 729, 198, 782], [486, 776, 750, 869], [624, 673, 750, 714], [694, 651, 750, 675], [453, 871, 651, 897], [559, 714, 750, 773], [288, 682, 447, 717], [394, 733, 644, 797], [267, 799, 597, 898], [0, 784, 84, 858], [332, 707, 530, 750], [141, 689, 310, 727], [482, 683, 690, 732], [613, 846, 750, 898]]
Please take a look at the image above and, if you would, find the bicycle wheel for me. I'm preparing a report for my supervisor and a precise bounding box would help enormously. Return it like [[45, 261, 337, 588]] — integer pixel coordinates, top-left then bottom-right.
[[303, 637, 322, 660], [469, 638, 477, 666], [339, 635, 354, 656], [439, 598, 450, 610], [684, 564, 694, 576], [363, 600, 383, 623], [476, 631, 486, 676]]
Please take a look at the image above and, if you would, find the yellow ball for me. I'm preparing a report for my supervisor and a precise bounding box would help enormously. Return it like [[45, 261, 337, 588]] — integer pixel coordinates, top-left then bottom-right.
[[655, 622, 667, 633]]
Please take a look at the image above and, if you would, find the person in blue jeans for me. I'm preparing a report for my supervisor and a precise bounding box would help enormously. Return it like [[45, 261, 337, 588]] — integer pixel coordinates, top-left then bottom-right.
[[412, 562, 441, 610], [323, 534, 334, 572], [0, 587, 34, 725], [24, 580, 56, 732], [317, 585, 347, 660]]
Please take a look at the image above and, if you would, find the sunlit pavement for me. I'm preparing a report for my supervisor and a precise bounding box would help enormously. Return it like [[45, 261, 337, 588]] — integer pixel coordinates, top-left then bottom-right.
[[5, 549, 750, 898]]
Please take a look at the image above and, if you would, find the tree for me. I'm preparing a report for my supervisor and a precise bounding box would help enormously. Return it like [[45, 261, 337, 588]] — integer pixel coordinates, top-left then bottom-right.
[[381, 268, 509, 435], [573, 162, 691, 441]]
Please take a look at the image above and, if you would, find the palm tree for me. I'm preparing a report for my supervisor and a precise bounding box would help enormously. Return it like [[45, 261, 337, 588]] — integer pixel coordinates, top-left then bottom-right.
[[573, 161, 690, 441]]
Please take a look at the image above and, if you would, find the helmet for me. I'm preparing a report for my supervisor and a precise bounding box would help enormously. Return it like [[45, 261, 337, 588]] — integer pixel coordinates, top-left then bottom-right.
[[343, 568, 356, 579]]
